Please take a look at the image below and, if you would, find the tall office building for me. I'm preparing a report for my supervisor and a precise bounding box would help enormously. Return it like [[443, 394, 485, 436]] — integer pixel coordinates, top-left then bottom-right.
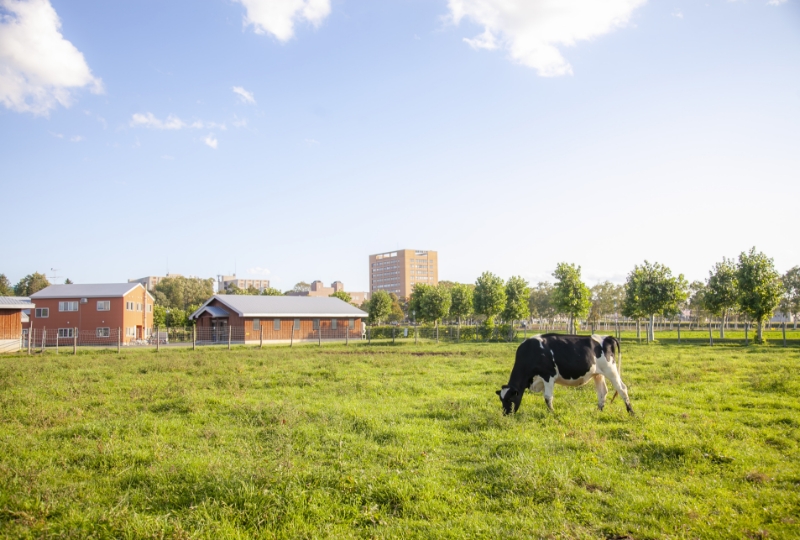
[[369, 249, 438, 298]]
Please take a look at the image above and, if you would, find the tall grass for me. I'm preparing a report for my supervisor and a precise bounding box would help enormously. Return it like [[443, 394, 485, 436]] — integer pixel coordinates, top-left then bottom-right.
[[1, 341, 798, 538]]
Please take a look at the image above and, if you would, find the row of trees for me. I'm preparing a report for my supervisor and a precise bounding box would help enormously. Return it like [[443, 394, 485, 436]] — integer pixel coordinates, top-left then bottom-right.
[[0, 272, 64, 297], [364, 247, 796, 344]]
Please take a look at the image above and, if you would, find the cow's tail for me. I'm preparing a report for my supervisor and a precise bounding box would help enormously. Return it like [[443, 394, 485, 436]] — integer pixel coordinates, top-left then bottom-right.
[[610, 337, 621, 403]]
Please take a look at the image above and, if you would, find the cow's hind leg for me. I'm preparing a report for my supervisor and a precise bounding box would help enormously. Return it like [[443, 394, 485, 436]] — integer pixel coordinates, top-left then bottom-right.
[[594, 374, 608, 411], [598, 361, 633, 414], [543, 377, 556, 412]]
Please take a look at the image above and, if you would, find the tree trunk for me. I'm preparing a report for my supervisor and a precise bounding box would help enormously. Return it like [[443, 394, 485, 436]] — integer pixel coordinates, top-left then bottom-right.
[[649, 314, 655, 342], [720, 312, 725, 339], [636, 319, 641, 340], [757, 320, 764, 343]]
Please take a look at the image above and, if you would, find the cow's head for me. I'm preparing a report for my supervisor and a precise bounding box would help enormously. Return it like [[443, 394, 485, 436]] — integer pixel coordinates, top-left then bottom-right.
[[496, 385, 522, 415]]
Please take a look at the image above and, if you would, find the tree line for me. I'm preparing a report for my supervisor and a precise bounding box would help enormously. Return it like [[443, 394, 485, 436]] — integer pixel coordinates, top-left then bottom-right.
[[365, 247, 797, 344]]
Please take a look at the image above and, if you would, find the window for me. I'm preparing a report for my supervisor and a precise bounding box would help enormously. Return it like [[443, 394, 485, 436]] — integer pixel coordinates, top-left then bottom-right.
[[59, 301, 78, 312], [97, 301, 110, 311], [349, 318, 354, 329], [331, 319, 337, 330], [125, 301, 133, 310], [58, 328, 74, 338], [35, 308, 49, 318], [294, 318, 300, 330], [137, 303, 142, 311], [253, 318, 260, 331], [313, 318, 320, 330], [96, 328, 110, 338], [126, 327, 135, 337], [274, 318, 281, 331], [148, 305, 153, 312]]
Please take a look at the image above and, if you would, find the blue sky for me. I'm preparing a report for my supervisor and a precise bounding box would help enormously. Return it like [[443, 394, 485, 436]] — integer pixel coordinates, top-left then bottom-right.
[[1, 0, 798, 292]]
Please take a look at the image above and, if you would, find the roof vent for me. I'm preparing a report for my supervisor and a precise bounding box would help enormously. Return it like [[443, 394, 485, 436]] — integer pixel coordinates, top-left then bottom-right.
[[80, 298, 88, 303]]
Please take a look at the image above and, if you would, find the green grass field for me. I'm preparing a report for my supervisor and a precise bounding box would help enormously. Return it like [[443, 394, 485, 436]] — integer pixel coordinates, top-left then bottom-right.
[[1, 340, 799, 539]]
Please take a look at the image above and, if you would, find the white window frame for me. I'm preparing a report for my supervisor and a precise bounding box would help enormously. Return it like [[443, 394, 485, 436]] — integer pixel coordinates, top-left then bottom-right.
[[96, 327, 110, 338], [97, 300, 110, 311], [59, 301, 78, 312], [35, 308, 49, 318], [252, 318, 260, 331], [58, 328, 74, 338], [274, 318, 281, 331]]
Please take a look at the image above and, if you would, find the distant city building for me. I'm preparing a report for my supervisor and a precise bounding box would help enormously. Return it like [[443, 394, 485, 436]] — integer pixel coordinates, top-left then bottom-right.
[[348, 291, 370, 306], [128, 274, 182, 291], [286, 280, 344, 297], [217, 275, 271, 293], [369, 249, 438, 298]]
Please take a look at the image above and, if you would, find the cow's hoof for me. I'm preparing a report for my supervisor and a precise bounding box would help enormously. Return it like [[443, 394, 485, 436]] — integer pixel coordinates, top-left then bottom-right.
[[598, 405, 604, 412]]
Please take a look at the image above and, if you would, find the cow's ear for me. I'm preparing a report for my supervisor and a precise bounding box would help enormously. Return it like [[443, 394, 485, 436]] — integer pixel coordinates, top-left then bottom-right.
[[495, 390, 502, 396]]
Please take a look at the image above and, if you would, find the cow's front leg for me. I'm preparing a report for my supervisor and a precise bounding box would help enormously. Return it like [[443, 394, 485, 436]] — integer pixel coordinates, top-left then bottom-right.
[[543, 377, 556, 412], [594, 374, 608, 411]]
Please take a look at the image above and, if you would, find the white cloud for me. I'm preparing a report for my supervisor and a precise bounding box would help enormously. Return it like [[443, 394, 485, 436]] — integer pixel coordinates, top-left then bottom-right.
[[235, 0, 331, 42], [247, 267, 271, 276], [448, 0, 647, 76], [767, 0, 787, 5], [130, 112, 225, 131], [232, 115, 247, 128], [131, 112, 187, 130], [203, 133, 218, 149], [672, 10, 684, 18], [48, 130, 63, 138], [69, 135, 82, 142], [0, 0, 102, 115], [232, 86, 256, 104]]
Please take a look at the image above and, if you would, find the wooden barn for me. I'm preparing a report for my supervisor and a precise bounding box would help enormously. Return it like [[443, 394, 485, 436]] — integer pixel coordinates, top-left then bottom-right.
[[0, 297, 35, 353], [189, 295, 367, 344]]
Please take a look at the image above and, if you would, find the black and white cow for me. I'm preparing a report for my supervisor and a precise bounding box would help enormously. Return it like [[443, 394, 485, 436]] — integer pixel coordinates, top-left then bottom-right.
[[496, 334, 633, 415]]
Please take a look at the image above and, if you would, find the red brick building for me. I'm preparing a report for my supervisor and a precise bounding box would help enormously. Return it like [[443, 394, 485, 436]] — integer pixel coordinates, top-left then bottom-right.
[[30, 283, 154, 343]]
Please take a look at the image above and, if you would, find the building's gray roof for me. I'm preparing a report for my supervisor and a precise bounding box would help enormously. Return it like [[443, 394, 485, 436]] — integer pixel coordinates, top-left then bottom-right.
[[31, 283, 153, 299], [190, 295, 368, 319], [0, 296, 35, 310], [195, 305, 230, 318]]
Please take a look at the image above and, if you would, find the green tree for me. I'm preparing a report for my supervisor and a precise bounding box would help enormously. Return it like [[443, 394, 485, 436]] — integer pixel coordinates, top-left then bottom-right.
[[155, 276, 214, 309], [424, 285, 452, 327], [449, 283, 474, 327], [330, 291, 352, 303], [261, 287, 284, 296], [14, 272, 50, 296], [529, 282, 557, 325], [0, 274, 11, 296], [387, 293, 405, 323], [780, 266, 800, 329], [226, 283, 242, 295], [166, 308, 189, 327], [588, 281, 625, 325], [64, 278, 73, 284], [473, 272, 506, 327], [623, 261, 688, 342], [687, 281, 708, 330], [293, 281, 311, 293], [502, 276, 530, 326], [737, 247, 783, 343], [367, 290, 392, 325], [153, 305, 167, 327], [704, 257, 739, 338], [551, 263, 591, 334]]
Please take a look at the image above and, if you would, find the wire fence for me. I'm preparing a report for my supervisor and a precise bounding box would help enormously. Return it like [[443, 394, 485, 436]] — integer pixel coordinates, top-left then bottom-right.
[[17, 320, 800, 355]]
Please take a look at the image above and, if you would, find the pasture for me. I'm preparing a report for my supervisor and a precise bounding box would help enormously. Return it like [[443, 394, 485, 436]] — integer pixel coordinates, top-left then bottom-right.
[[1, 340, 798, 539]]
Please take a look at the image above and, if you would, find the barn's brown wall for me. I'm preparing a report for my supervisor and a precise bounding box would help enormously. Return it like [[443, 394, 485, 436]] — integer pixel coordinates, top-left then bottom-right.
[[0, 311, 22, 340]]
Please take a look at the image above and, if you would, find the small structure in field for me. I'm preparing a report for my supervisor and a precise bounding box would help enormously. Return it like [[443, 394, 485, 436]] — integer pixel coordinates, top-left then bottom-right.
[[189, 295, 367, 344], [0, 297, 35, 353]]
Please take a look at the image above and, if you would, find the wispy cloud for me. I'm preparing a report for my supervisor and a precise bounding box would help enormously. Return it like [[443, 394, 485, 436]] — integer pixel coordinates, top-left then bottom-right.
[[70, 135, 83, 142], [448, 0, 646, 77], [247, 266, 271, 276], [235, 0, 331, 42], [232, 115, 248, 128], [130, 112, 226, 131], [131, 112, 187, 130], [672, 10, 684, 18], [767, 0, 787, 5], [203, 133, 218, 149], [232, 86, 256, 104], [0, 0, 103, 115], [48, 131, 63, 138]]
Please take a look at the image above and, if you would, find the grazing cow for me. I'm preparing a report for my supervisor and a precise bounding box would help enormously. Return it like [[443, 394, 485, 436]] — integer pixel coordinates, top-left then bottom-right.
[[496, 334, 633, 415]]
